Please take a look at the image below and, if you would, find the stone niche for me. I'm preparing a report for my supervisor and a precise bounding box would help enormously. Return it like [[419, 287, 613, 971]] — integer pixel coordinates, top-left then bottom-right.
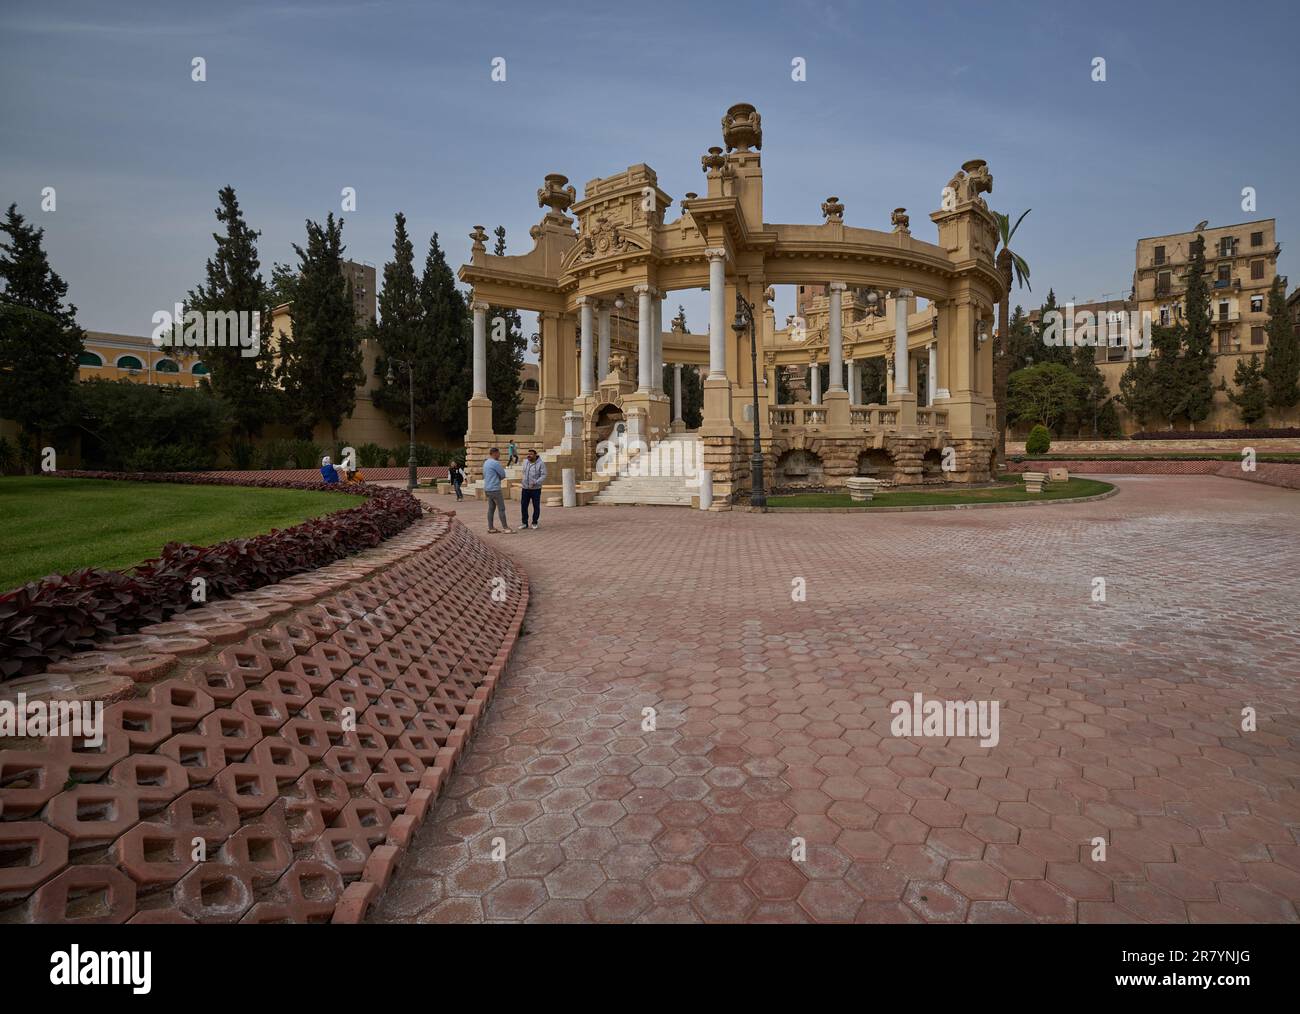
[[774, 448, 825, 489], [855, 449, 896, 483]]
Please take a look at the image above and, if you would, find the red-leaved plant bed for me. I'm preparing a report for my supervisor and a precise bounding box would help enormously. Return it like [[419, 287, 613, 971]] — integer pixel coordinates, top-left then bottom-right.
[[1129, 427, 1300, 440], [0, 471, 429, 680]]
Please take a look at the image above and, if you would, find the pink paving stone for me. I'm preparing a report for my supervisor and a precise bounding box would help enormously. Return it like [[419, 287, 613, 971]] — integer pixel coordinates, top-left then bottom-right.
[[372, 479, 1300, 923]]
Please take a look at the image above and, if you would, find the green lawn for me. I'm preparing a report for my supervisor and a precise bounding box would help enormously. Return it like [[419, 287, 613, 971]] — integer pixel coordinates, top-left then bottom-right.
[[0, 477, 363, 592], [767, 477, 1113, 509]]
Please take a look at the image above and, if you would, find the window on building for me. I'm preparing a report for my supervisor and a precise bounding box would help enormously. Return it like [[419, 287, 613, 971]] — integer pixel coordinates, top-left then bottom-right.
[[1218, 333, 1234, 353], [1159, 307, 1170, 326], [77, 351, 103, 367], [1251, 326, 1265, 346], [1218, 301, 1230, 321], [155, 358, 180, 373], [1156, 271, 1171, 295], [1251, 295, 1264, 313], [1216, 264, 1231, 285], [1251, 260, 1265, 280], [1219, 237, 1235, 258], [1251, 231, 1263, 247], [116, 355, 144, 371], [1153, 245, 1165, 265], [192, 362, 209, 375]]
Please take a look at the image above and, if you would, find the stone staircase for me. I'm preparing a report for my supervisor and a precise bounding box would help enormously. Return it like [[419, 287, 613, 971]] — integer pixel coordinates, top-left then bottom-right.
[[591, 432, 701, 507]]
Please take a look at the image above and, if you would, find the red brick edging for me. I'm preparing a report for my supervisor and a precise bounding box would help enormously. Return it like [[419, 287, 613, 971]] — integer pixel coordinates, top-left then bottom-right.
[[0, 513, 529, 925], [1007, 459, 1300, 491]]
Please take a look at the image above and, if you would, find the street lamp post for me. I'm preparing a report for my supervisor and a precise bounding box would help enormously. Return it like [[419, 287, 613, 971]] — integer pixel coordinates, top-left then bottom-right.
[[732, 291, 766, 511], [386, 358, 418, 490]]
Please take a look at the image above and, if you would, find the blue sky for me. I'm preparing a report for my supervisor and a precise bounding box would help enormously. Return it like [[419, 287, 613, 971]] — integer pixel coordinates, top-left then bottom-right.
[[2, 0, 1296, 345]]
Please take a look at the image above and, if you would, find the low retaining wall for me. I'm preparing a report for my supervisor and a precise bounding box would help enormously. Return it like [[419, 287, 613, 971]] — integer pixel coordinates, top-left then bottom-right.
[[195, 466, 450, 483], [0, 512, 528, 924], [1006, 459, 1300, 490], [1007, 437, 1300, 454]]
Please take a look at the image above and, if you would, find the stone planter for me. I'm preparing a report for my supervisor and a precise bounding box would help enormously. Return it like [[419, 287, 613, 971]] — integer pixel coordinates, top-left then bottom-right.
[[845, 476, 884, 502], [1022, 471, 1048, 493]]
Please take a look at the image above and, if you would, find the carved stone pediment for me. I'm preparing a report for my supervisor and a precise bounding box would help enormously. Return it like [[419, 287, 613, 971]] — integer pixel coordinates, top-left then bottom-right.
[[562, 212, 650, 269]]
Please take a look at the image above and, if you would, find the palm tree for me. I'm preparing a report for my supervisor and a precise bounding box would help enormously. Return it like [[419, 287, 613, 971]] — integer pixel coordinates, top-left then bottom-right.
[[994, 210, 1031, 467]]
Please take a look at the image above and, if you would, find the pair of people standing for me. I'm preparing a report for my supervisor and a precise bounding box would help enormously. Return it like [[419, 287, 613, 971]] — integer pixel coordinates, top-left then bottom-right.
[[482, 446, 546, 533]]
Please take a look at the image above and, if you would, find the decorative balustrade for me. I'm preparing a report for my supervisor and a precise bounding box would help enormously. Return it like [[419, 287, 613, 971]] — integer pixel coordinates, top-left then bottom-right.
[[850, 404, 898, 427], [769, 403, 952, 432]]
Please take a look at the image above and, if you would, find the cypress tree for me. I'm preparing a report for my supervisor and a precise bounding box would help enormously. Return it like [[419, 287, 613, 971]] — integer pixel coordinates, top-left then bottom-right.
[[419, 231, 470, 436], [1179, 233, 1216, 428], [1070, 342, 1109, 436], [276, 213, 364, 440], [1227, 353, 1268, 426], [185, 186, 275, 437], [662, 306, 703, 427], [373, 213, 427, 425], [1262, 275, 1299, 418], [0, 203, 84, 461]]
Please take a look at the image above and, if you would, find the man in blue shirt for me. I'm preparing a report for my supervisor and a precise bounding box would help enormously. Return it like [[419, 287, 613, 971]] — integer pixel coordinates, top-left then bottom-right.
[[320, 455, 340, 484], [482, 447, 512, 533]]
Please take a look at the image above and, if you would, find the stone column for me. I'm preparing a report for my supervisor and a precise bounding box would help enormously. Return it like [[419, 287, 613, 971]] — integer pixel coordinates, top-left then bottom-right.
[[847, 359, 860, 403], [635, 284, 652, 393], [771, 364, 780, 406], [472, 301, 488, 397], [578, 297, 594, 397], [811, 363, 822, 405], [652, 293, 663, 394], [673, 363, 683, 423], [827, 282, 846, 391], [928, 342, 938, 406], [597, 301, 611, 382], [894, 290, 912, 394], [706, 249, 727, 380]]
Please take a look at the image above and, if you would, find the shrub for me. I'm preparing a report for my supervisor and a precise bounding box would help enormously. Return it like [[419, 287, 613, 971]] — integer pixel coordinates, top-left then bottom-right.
[[227, 437, 256, 470], [0, 471, 429, 680], [1130, 427, 1300, 440], [68, 378, 230, 471], [0, 437, 19, 476], [353, 442, 389, 468], [124, 444, 218, 472], [1025, 424, 1052, 454], [258, 438, 322, 470], [431, 446, 465, 467]]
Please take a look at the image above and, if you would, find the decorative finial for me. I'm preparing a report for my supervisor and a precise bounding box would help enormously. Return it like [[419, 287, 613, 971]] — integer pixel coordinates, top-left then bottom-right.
[[537, 173, 576, 215], [821, 196, 845, 223], [469, 225, 489, 252], [891, 207, 910, 233], [721, 103, 762, 152], [701, 147, 726, 174]]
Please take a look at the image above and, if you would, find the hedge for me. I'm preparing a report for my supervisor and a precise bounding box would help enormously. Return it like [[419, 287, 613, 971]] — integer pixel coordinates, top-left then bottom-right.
[[0, 471, 430, 680], [1129, 427, 1300, 440]]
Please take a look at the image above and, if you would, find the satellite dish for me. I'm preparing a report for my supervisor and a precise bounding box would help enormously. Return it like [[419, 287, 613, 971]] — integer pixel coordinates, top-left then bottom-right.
[[1194, 220, 1209, 232]]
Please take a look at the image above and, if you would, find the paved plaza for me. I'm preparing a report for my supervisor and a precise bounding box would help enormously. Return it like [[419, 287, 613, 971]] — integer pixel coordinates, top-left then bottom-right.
[[373, 477, 1300, 923]]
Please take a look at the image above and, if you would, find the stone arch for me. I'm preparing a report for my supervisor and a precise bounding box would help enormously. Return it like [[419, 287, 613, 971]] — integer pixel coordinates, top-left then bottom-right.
[[856, 448, 895, 481], [774, 447, 824, 488], [589, 402, 626, 472], [922, 448, 946, 478]]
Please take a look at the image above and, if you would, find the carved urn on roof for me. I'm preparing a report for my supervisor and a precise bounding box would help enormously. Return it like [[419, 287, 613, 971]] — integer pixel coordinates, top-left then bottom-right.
[[821, 196, 845, 223], [722, 103, 762, 152], [537, 173, 576, 215], [701, 147, 726, 174]]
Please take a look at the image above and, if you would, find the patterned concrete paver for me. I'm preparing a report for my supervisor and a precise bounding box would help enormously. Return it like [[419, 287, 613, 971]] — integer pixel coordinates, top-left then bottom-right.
[[373, 476, 1300, 924]]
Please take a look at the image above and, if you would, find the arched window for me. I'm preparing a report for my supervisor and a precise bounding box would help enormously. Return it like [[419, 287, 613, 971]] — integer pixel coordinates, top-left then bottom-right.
[[155, 358, 180, 373], [523, 379, 538, 391], [191, 361, 209, 375], [116, 354, 144, 371], [77, 351, 104, 367]]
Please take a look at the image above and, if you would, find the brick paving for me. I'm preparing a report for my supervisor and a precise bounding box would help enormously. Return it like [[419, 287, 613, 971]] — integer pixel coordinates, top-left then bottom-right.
[[373, 476, 1300, 923]]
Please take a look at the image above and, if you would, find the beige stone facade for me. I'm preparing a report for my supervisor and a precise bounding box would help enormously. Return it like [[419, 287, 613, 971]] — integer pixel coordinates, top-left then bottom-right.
[[457, 104, 1005, 503]]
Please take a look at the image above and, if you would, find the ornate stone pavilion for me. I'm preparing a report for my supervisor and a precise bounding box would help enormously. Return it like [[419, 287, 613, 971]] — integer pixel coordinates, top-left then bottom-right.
[[459, 103, 1005, 501]]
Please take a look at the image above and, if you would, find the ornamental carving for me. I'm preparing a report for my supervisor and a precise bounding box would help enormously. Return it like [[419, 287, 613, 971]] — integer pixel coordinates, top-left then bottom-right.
[[945, 159, 993, 209], [891, 207, 910, 232], [821, 196, 845, 223], [721, 103, 762, 152], [537, 173, 576, 215], [701, 146, 726, 174]]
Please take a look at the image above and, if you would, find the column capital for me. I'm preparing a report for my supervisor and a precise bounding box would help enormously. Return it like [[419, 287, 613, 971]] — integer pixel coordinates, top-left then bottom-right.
[[633, 283, 652, 296], [704, 247, 728, 262], [470, 300, 490, 313], [539, 309, 561, 321], [895, 288, 914, 299], [576, 295, 593, 307], [828, 281, 848, 293]]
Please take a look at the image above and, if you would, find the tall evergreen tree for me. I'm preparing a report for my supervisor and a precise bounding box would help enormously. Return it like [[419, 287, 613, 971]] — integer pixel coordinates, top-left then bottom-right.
[[185, 186, 275, 437], [1070, 343, 1109, 436], [1118, 354, 1159, 431], [662, 305, 703, 427], [419, 231, 470, 435], [486, 226, 525, 433], [372, 213, 429, 426], [0, 204, 84, 443], [1178, 234, 1216, 428], [1024, 290, 1072, 369], [1262, 275, 1299, 418], [1226, 353, 1268, 426], [276, 213, 364, 440]]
